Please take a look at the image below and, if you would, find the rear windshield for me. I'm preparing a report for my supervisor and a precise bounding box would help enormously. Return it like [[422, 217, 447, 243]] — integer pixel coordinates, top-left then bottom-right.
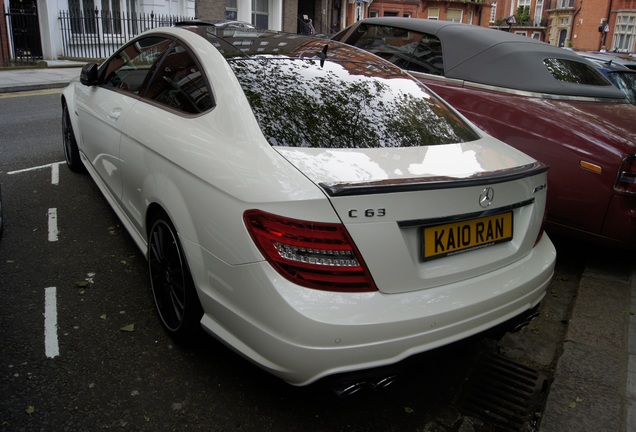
[[227, 57, 479, 148]]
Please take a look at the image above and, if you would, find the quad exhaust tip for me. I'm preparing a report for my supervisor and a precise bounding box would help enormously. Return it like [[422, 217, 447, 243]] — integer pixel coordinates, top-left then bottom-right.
[[332, 374, 399, 397]]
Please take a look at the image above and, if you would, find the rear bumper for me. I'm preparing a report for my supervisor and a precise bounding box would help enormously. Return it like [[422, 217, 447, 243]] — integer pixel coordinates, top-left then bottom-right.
[[188, 234, 556, 386]]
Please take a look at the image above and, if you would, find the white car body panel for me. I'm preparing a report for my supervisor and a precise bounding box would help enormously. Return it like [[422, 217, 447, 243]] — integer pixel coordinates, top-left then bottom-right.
[[74, 86, 137, 199], [61, 25, 556, 386]]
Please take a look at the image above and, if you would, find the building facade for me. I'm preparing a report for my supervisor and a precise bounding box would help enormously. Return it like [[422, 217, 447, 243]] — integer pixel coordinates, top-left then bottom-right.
[[2, 0, 634, 65], [198, 0, 632, 51], [1, 0, 194, 64]]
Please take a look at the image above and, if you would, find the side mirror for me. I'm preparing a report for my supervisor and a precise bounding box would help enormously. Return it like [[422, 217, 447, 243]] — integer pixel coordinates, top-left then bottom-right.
[[80, 63, 98, 86]]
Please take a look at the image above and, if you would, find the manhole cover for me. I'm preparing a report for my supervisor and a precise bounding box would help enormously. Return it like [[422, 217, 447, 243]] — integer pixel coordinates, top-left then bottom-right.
[[456, 353, 547, 431]]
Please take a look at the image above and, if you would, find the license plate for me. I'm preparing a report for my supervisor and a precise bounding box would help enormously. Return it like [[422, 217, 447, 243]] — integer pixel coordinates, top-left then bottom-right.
[[422, 212, 513, 261]]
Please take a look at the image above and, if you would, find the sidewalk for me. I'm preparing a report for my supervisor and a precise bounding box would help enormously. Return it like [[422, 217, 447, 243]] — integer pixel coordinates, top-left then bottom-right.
[[540, 251, 635, 431], [0, 61, 83, 93], [1, 61, 634, 432]]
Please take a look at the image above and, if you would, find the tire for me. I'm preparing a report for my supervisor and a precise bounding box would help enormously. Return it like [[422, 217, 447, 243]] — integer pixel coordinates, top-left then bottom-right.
[[62, 104, 85, 172], [148, 212, 203, 342]]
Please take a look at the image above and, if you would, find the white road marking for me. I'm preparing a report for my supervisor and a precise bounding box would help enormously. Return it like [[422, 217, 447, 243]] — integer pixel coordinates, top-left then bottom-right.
[[7, 162, 66, 359], [44, 287, 60, 358], [8, 161, 65, 180], [51, 162, 60, 185], [48, 208, 58, 242]]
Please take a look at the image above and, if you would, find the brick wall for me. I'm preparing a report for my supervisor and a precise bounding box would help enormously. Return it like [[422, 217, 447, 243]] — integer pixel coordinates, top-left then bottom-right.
[[572, 0, 607, 50]]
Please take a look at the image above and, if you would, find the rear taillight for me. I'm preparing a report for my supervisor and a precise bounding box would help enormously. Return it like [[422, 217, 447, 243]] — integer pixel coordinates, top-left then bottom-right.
[[535, 204, 547, 246], [615, 155, 636, 194], [244, 210, 377, 292]]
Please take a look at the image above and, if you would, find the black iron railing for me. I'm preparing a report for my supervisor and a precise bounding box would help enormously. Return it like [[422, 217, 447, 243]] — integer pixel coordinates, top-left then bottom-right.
[[59, 9, 192, 59]]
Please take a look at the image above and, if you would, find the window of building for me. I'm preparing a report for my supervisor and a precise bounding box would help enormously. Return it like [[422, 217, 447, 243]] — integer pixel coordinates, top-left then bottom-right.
[[490, 3, 497, 23], [514, 31, 528, 36], [252, 0, 269, 29], [428, 8, 439, 20], [446, 9, 462, 23], [369, 10, 379, 18], [532, 32, 541, 39], [613, 14, 636, 52], [534, 0, 544, 26], [404, 13, 412, 18], [556, 0, 574, 9], [101, 0, 122, 34], [69, 0, 97, 34], [467, 11, 474, 25], [226, 0, 238, 20]]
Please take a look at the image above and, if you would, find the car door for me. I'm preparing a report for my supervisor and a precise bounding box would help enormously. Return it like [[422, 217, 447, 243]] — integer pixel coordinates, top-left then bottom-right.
[[75, 36, 174, 200], [118, 40, 215, 233]]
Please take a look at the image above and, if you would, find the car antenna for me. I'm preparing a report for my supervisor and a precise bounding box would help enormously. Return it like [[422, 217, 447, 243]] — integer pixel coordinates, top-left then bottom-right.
[[316, 44, 328, 67]]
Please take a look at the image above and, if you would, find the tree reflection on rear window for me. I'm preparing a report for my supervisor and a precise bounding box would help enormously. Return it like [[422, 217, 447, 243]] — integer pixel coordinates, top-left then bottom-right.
[[543, 58, 610, 85], [228, 57, 478, 148]]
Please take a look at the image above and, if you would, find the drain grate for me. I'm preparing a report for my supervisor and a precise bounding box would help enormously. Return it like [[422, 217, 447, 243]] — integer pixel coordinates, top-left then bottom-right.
[[455, 353, 547, 431]]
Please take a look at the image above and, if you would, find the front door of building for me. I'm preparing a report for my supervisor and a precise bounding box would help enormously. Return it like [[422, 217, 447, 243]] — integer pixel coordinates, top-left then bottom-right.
[[7, 0, 43, 63]]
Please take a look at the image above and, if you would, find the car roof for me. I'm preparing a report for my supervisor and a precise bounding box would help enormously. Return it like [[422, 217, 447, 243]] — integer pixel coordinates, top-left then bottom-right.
[[576, 51, 636, 69], [581, 55, 631, 72], [354, 18, 625, 99], [175, 19, 257, 29], [174, 23, 403, 69]]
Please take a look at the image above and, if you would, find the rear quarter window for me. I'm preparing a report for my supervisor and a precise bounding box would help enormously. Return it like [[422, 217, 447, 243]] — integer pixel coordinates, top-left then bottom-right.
[[543, 58, 610, 85]]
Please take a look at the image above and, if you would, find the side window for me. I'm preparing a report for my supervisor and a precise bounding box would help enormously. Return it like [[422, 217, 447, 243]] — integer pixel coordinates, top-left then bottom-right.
[[143, 43, 215, 114], [543, 58, 610, 85], [348, 25, 444, 75], [101, 36, 173, 94]]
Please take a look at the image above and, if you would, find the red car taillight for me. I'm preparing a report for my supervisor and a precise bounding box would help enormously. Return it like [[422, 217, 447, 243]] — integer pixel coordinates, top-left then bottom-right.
[[535, 205, 547, 246], [615, 155, 636, 194], [244, 210, 377, 292]]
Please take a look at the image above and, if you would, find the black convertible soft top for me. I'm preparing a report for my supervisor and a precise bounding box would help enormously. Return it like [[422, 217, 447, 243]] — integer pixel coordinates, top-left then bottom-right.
[[336, 18, 626, 99]]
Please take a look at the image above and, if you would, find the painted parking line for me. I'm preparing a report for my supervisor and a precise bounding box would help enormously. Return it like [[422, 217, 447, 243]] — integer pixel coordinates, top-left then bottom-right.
[[8, 161, 65, 185], [48, 208, 58, 242], [0, 89, 63, 99], [44, 287, 59, 358], [8, 162, 66, 359]]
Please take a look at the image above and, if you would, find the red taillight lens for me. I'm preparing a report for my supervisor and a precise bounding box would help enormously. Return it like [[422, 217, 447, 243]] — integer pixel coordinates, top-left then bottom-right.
[[244, 210, 377, 292], [535, 205, 547, 246], [615, 155, 636, 194]]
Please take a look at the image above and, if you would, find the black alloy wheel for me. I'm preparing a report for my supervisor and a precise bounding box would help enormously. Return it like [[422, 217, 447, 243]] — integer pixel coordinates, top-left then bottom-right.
[[62, 104, 84, 172], [148, 213, 203, 341]]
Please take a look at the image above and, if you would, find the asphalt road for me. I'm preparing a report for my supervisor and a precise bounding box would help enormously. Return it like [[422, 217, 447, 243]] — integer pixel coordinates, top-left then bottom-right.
[[0, 90, 588, 431]]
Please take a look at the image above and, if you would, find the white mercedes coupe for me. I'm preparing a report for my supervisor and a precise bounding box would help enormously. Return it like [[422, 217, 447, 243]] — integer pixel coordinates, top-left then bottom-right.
[[61, 22, 556, 387]]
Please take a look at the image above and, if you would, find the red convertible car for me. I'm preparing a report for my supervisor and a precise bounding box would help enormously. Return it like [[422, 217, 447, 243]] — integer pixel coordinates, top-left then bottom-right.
[[333, 18, 636, 249]]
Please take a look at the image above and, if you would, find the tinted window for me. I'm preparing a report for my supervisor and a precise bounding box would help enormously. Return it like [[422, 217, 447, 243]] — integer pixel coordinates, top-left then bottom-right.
[[543, 58, 609, 85], [228, 57, 478, 148], [340, 24, 443, 75], [101, 36, 172, 93], [143, 42, 215, 114]]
